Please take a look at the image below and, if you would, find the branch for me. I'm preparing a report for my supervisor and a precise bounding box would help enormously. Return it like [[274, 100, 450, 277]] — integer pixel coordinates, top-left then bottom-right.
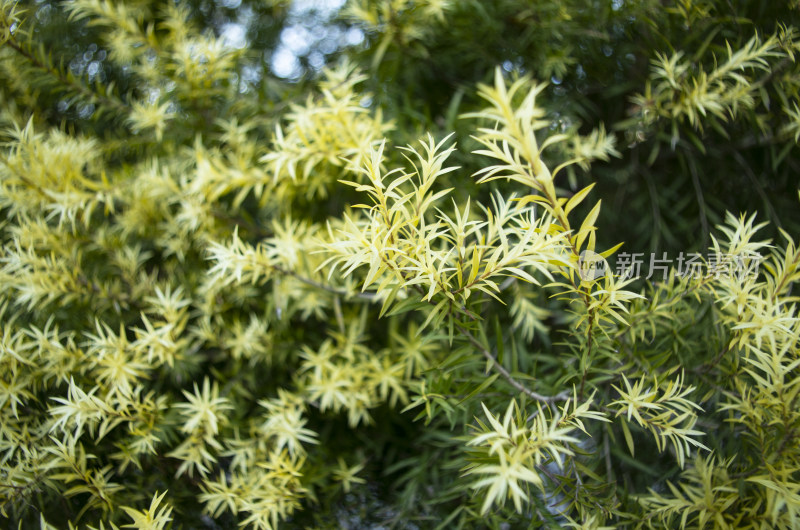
[[455, 323, 570, 404], [273, 263, 568, 404], [2, 36, 130, 116], [272, 265, 378, 302]]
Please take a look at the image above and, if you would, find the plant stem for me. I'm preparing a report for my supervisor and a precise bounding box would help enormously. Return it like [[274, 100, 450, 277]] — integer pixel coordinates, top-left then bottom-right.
[[456, 322, 570, 404]]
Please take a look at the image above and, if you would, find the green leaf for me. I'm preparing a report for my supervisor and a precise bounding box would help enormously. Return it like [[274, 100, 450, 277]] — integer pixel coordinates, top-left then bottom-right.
[[564, 183, 596, 217], [620, 418, 635, 458], [457, 373, 499, 405]]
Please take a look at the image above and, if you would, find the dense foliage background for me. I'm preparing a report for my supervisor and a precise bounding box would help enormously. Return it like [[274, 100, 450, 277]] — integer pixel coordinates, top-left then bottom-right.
[[1, 0, 799, 528]]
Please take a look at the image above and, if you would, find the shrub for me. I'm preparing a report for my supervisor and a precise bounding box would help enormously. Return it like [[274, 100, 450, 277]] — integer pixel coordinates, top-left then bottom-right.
[[1, 0, 799, 528]]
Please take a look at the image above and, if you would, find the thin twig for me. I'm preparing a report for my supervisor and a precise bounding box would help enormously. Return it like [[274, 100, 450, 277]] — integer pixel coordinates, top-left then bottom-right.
[[578, 314, 595, 400], [274, 263, 568, 404], [272, 265, 378, 302], [456, 323, 570, 404]]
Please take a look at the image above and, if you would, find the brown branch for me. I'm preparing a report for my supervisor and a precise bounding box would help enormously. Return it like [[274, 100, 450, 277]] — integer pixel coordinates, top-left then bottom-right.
[[455, 322, 570, 404], [271, 255, 567, 404], [578, 313, 595, 400], [271, 265, 378, 302]]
